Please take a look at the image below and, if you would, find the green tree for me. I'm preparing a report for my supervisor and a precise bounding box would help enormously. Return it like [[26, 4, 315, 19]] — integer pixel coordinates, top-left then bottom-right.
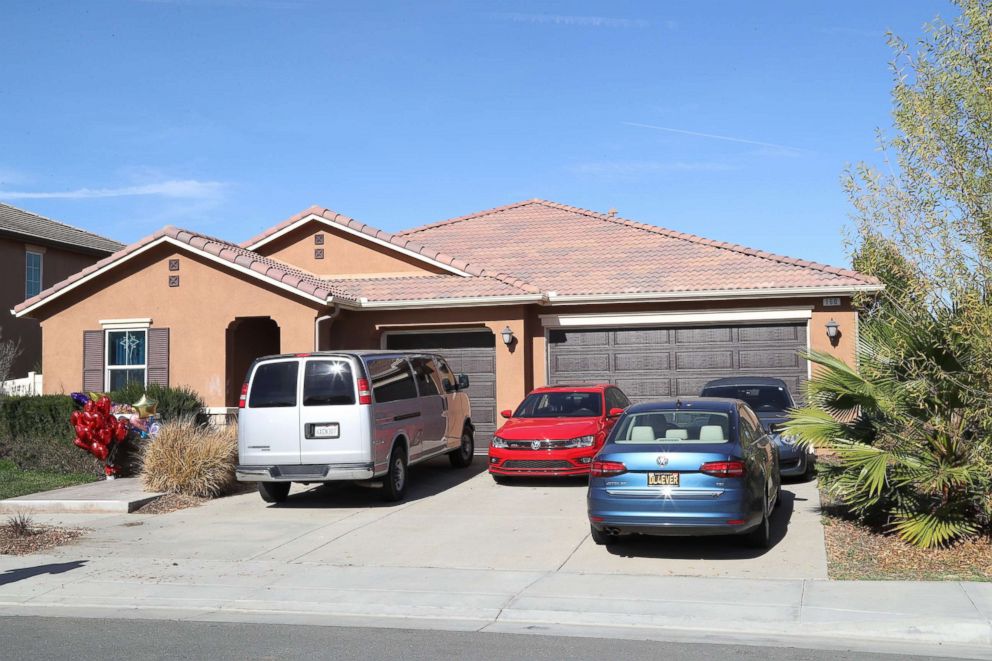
[[791, 0, 992, 547]]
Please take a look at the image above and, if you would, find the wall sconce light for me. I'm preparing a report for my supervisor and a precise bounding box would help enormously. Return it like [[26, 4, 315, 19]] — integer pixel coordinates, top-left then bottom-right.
[[501, 326, 515, 346], [825, 319, 840, 340]]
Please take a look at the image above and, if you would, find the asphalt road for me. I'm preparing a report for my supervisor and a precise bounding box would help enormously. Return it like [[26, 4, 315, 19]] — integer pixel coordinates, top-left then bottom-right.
[[0, 617, 956, 661]]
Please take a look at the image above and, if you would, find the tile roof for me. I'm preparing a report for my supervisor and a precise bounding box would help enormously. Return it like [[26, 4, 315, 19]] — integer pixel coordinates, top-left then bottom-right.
[[399, 199, 879, 296], [0, 202, 124, 254], [14, 199, 879, 316], [243, 205, 541, 294]]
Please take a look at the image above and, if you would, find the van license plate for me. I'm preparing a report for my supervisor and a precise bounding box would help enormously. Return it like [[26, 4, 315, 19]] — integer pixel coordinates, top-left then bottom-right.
[[313, 423, 339, 438], [647, 472, 679, 486]]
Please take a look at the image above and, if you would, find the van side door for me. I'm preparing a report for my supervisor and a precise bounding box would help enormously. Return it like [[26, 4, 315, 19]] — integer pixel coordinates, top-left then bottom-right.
[[436, 357, 464, 451], [410, 356, 446, 455], [366, 356, 425, 463], [299, 357, 370, 465]]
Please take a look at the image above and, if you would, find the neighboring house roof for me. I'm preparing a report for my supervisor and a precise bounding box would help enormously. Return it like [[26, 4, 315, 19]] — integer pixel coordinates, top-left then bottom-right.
[[13, 198, 881, 317], [0, 202, 124, 255], [399, 199, 880, 301]]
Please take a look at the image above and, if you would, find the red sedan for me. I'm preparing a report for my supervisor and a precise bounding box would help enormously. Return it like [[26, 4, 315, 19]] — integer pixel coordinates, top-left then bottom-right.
[[488, 384, 630, 481]]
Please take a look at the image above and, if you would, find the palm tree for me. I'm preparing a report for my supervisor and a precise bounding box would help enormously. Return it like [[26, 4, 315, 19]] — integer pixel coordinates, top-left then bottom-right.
[[785, 300, 992, 548]]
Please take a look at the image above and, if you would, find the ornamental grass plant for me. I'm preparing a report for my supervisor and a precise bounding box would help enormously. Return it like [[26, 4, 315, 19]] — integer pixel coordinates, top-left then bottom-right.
[[140, 418, 238, 498]]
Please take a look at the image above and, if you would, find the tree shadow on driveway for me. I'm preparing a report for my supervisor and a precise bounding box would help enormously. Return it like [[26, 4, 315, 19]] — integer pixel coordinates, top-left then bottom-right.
[[0, 560, 87, 587], [264, 456, 489, 510], [601, 488, 798, 560]]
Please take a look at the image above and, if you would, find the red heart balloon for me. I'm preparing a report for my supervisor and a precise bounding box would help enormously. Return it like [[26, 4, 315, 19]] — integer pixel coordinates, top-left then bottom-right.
[[84, 401, 94, 413], [74, 424, 88, 438], [70, 411, 81, 426], [95, 444, 108, 460], [100, 428, 112, 445], [98, 396, 111, 413], [73, 437, 89, 450]]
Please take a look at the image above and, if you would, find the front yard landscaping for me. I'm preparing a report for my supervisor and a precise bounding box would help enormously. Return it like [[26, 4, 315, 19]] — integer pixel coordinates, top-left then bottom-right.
[[0, 459, 96, 500]]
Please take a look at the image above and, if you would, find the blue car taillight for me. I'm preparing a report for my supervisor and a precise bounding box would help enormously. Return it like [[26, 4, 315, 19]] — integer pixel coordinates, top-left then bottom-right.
[[590, 459, 627, 477], [699, 460, 746, 478]]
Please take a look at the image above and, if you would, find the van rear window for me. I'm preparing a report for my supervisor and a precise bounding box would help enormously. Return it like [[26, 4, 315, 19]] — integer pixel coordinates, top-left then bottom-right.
[[249, 362, 298, 408], [303, 360, 355, 406]]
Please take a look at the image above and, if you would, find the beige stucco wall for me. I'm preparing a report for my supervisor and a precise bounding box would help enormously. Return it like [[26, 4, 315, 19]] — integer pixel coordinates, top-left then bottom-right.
[[34, 244, 326, 406], [0, 236, 103, 378], [255, 221, 447, 277]]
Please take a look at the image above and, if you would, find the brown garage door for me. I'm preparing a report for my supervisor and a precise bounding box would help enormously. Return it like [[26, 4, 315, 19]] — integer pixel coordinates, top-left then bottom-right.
[[548, 324, 808, 403], [384, 330, 497, 451]]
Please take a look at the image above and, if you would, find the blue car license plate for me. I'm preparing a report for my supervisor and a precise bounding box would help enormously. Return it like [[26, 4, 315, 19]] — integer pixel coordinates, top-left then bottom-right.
[[647, 472, 679, 486]]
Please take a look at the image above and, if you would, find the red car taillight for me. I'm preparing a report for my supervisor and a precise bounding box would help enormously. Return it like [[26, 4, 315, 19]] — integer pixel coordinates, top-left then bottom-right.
[[238, 382, 248, 409], [590, 459, 627, 477], [357, 378, 372, 405], [700, 460, 746, 478]]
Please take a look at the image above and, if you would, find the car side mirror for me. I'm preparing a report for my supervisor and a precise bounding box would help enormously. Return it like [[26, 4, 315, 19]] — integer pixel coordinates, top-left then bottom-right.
[[608, 407, 625, 418], [457, 374, 470, 390], [500, 409, 512, 419]]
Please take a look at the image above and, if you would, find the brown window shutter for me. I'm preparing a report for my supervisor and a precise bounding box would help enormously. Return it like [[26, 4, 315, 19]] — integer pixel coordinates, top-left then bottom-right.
[[82, 330, 105, 392], [147, 328, 170, 387]]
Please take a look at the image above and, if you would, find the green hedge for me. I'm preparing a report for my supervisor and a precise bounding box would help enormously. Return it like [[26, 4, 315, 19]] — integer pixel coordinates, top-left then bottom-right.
[[0, 384, 206, 476], [108, 383, 205, 422], [0, 395, 101, 475]]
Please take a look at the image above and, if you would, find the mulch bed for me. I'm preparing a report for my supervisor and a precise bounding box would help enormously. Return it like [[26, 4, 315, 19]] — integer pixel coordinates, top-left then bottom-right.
[[821, 506, 992, 581], [132, 493, 208, 514], [0, 522, 85, 555]]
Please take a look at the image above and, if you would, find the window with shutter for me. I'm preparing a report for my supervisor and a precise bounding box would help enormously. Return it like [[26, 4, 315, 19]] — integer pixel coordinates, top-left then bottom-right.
[[147, 328, 169, 387], [82, 330, 105, 392]]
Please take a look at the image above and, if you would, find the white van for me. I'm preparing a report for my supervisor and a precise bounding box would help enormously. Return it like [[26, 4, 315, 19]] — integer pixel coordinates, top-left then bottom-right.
[[236, 351, 474, 503]]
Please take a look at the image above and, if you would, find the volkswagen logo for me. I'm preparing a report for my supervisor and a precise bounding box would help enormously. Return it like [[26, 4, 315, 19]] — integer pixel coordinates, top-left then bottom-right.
[[531, 441, 542, 450], [656, 455, 669, 467]]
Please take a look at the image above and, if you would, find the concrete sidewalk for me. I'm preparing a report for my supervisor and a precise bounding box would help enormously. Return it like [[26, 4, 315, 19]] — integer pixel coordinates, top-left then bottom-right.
[[0, 554, 989, 658], [0, 466, 986, 657]]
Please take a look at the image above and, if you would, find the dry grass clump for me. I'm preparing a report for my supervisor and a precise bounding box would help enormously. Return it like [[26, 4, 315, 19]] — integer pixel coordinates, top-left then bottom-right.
[[5, 513, 35, 538], [141, 418, 238, 498], [1, 514, 85, 555]]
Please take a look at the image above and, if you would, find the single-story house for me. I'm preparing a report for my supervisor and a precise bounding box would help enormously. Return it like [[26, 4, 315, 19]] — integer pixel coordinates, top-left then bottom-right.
[[11, 199, 880, 444]]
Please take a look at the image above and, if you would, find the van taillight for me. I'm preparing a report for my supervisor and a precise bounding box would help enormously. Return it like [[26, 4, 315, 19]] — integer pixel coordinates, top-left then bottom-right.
[[238, 382, 248, 409], [590, 459, 627, 477], [700, 460, 746, 478], [357, 378, 372, 405]]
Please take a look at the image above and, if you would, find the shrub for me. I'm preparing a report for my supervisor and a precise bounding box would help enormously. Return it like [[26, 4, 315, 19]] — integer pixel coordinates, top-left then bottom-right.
[[108, 384, 205, 422], [0, 395, 101, 475], [140, 419, 238, 498]]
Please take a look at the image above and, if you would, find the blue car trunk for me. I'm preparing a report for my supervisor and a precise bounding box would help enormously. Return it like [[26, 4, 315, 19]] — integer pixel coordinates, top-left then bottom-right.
[[589, 442, 757, 528]]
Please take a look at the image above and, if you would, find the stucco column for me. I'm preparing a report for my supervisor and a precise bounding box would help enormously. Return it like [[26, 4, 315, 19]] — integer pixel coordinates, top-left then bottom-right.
[[486, 317, 527, 415]]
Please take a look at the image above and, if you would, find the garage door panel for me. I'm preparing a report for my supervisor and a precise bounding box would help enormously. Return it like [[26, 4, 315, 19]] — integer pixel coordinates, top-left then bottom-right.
[[614, 352, 671, 371], [739, 349, 803, 369], [549, 323, 808, 403], [739, 325, 804, 343], [615, 378, 672, 400], [675, 350, 734, 371], [614, 328, 671, 345], [676, 327, 733, 344], [553, 353, 611, 373]]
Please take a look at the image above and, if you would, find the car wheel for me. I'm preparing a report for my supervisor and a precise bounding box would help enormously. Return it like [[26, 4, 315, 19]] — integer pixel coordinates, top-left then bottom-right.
[[744, 497, 771, 549], [448, 429, 474, 468], [491, 473, 510, 485], [774, 481, 783, 508], [381, 446, 408, 502], [258, 481, 290, 504], [803, 454, 817, 482], [590, 524, 618, 546]]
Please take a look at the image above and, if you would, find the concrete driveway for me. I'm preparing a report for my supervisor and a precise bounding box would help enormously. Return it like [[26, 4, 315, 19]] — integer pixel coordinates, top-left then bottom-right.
[[32, 457, 828, 579]]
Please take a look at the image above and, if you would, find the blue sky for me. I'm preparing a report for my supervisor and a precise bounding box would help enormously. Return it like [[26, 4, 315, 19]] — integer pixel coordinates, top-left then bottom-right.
[[0, 1, 951, 267]]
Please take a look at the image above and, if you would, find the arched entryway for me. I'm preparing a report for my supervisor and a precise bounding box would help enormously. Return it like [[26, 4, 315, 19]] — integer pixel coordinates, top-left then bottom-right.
[[225, 317, 280, 406]]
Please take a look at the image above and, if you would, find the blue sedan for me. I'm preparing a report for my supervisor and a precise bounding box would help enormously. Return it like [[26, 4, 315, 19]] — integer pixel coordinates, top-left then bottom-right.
[[587, 398, 781, 548]]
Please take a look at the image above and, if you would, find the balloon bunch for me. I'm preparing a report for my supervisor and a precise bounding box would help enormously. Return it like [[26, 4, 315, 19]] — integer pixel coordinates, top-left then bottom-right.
[[69, 394, 129, 476]]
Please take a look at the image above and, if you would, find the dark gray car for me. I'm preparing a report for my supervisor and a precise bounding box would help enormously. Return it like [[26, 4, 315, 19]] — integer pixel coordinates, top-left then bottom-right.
[[699, 377, 814, 479]]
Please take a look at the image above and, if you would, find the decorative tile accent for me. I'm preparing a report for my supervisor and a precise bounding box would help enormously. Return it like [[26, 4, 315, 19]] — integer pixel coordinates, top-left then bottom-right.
[[314, 234, 324, 245], [168, 275, 180, 288], [168, 259, 180, 271], [315, 248, 325, 260]]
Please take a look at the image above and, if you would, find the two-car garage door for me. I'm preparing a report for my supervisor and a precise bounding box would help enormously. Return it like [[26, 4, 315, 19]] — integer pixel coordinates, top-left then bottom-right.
[[548, 323, 808, 403]]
